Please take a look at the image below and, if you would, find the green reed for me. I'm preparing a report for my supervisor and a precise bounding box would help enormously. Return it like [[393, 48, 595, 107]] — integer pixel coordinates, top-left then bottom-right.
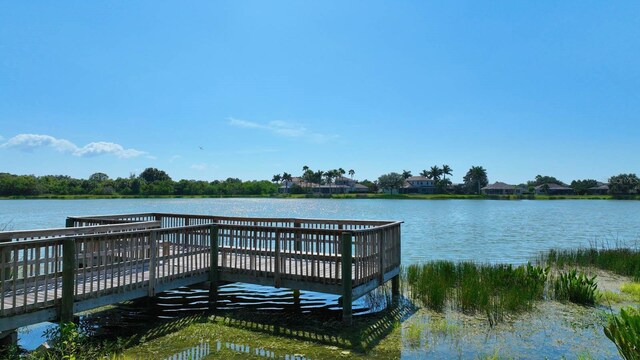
[[403, 262, 548, 325], [541, 247, 640, 281]]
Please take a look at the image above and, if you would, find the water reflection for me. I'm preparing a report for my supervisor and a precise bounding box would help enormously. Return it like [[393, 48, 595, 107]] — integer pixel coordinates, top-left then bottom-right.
[[165, 340, 312, 360], [164, 341, 210, 360]]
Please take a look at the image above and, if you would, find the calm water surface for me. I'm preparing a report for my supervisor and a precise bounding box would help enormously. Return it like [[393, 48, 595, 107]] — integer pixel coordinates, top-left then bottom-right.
[[1, 198, 638, 264], [1, 198, 637, 357]]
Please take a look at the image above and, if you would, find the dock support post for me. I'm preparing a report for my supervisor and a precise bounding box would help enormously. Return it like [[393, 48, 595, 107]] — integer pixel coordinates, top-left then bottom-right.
[[341, 232, 353, 326], [61, 238, 76, 323], [392, 275, 400, 296], [209, 224, 219, 310], [292, 289, 301, 307], [65, 218, 74, 228]]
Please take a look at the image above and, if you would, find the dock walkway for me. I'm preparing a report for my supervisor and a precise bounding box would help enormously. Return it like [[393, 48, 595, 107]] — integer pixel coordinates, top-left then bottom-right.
[[0, 213, 401, 336]]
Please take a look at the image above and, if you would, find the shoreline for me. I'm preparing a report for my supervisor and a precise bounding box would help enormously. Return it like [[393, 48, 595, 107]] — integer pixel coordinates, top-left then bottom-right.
[[0, 194, 637, 200]]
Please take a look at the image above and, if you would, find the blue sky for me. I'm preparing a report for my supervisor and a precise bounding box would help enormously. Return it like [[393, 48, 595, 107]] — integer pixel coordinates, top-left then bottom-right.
[[1, 1, 638, 184]]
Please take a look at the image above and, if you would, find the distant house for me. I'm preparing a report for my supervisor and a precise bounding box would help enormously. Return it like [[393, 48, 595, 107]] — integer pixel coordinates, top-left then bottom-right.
[[279, 176, 369, 194], [535, 183, 575, 196], [400, 176, 436, 194], [587, 183, 609, 195], [481, 182, 524, 195]]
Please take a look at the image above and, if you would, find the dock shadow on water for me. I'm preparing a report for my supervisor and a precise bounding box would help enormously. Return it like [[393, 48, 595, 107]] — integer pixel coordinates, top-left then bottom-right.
[[70, 281, 413, 359]]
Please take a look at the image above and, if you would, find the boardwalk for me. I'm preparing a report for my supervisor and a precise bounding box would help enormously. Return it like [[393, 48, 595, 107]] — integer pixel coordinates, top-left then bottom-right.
[[0, 213, 401, 337]]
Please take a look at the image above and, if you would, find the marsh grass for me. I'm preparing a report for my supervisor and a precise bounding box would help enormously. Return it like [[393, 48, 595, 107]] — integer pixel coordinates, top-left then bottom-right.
[[404, 262, 548, 325], [541, 247, 640, 281], [621, 283, 640, 301]]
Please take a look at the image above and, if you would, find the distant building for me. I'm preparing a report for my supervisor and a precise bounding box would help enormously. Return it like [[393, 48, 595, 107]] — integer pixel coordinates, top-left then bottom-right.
[[587, 183, 609, 195], [481, 182, 525, 195], [279, 176, 369, 194], [535, 183, 575, 195], [400, 176, 436, 194]]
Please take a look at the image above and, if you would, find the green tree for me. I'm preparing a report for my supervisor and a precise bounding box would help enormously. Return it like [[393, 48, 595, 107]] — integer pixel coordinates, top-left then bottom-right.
[[360, 179, 377, 193], [609, 173, 640, 195], [463, 166, 488, 194], [442, 165, 452, 181], [348, 169, 355, 180], [570, 179, 599, 195], [428, 165, 443, 181], [282, 172, 293, 193], [271, 174, 282, 192], [377, 172, 405, 194], [528, 175, 564, 187], [402, 170, 412, 179], [88, 172, 110, 183], [139, 168, 171, 183]]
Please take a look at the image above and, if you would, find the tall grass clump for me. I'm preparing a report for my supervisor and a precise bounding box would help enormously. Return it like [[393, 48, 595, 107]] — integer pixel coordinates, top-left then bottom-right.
[[552, 269, 598, 305], [403, 261, 548, 325], [542, 247, 640, 281], [604, 307, 640, 360]]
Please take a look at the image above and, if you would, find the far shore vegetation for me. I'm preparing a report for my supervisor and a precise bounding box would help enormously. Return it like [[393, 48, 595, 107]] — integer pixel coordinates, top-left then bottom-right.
[[1, 166, 639, 200]]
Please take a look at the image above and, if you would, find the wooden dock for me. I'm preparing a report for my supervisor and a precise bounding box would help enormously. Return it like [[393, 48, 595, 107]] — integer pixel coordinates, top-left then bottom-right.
[[0, 213, 401, 336]]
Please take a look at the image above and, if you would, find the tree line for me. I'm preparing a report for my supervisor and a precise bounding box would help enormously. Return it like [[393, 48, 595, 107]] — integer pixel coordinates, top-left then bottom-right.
[[1, 166, 638, 197], [376, 166, 640, 196], [0, 168, 277, 196]]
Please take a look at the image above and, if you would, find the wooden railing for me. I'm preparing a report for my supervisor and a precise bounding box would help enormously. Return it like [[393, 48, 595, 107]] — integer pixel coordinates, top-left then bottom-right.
[[0, 222, 161, 320], [68, 213, 401, 287], [1, 213, 401, 329]]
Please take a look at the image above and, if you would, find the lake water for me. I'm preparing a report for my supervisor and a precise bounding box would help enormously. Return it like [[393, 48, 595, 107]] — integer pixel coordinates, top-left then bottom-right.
[[2, 198, 639, 264], [1, 198, 637, 357]]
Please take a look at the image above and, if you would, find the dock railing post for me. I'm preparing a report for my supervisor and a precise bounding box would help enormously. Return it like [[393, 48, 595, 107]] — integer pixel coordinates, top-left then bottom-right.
[[65, 218, 74, 228], [341, 232, 353, 326], [209, 224, 219, 309], [61, 237, 76, 323], [274, 230, 281, 288], [148, 230, 158, 297]]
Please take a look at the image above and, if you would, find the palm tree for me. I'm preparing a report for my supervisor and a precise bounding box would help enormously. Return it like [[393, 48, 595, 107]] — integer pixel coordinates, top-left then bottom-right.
[[463, 166, 488, 194], [348, 169, 355, 180], [402, 170, 412, 179], [442, 165, 452, 181], [429, 165, 442, 182], [272, 174, 282, 193], [282, 172, 293, 193], [324, 171, 334, 194], [420, 169, 429, 178]]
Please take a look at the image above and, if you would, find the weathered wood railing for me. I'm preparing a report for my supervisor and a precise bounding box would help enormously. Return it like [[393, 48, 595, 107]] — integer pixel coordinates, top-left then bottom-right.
[[1, 213, 401, 331]]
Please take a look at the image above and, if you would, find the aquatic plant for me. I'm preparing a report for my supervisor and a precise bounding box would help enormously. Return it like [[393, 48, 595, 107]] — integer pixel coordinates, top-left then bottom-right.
[[604, 307, 640, 360], [553, 269, 598, 305], [403, 261, 548, 325], [542, 247, 640, 281]]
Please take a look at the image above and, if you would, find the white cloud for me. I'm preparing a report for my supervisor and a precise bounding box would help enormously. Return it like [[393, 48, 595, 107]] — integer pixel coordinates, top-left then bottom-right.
[[1, 134, 147, 158], [228, 118, 339, 143], [191, 163, 207, 171]]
